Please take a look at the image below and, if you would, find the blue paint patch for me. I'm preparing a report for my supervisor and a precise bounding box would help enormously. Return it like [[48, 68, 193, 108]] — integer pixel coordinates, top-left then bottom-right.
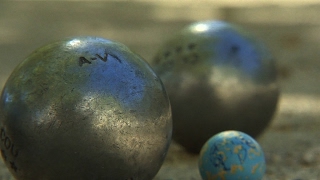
[[213, 30, 262, 75]]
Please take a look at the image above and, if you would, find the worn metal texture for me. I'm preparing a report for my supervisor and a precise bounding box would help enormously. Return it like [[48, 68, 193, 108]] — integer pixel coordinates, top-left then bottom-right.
[[0, 37, 172, 180], [151, 21, 279, 153]]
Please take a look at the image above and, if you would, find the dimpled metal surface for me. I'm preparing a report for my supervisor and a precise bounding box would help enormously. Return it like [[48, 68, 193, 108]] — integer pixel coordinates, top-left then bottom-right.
[[198, 130, 266, 180], [151, 21, 279, 153], [0, 37, 172, 180]]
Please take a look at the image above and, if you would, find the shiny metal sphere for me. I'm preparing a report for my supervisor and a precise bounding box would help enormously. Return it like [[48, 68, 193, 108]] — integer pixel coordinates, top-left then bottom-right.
[[151, 21, 279, 153], [0, 36, 172, 180]]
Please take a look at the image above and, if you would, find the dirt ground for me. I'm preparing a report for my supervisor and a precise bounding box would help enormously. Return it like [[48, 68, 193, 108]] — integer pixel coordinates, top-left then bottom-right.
[[0, 2, 320, 180]]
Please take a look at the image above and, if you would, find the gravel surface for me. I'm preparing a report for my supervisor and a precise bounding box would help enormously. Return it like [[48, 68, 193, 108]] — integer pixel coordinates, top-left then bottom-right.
[[0, 2, 320, 179]]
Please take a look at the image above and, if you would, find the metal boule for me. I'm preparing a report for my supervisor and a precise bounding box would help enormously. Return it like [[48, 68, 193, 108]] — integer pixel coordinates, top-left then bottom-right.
[[151, 20, 279, 153], [0, 36, 172, 179]]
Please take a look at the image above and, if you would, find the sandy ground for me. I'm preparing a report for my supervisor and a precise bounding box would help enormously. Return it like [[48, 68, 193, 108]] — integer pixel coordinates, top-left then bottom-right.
[[0, 2, 320, 179]]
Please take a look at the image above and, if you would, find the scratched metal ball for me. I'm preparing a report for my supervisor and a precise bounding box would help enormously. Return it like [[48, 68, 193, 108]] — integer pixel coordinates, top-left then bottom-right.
[[0, 36, 172, 180], [151, 20, 279, 153]]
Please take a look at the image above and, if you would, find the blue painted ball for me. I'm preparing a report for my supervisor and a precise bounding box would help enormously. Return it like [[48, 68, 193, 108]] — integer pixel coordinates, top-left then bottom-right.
[[198, 130, 266, 180]]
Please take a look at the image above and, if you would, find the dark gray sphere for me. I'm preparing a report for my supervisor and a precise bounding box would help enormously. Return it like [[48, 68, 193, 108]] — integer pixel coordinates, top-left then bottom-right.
[[151, 21, 279, 153], [0, 37, 172, 179]]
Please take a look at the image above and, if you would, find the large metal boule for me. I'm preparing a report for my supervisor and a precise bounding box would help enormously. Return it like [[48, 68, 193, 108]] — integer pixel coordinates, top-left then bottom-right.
[[0, 36, 172, 179], [151, 20, 279, 153]]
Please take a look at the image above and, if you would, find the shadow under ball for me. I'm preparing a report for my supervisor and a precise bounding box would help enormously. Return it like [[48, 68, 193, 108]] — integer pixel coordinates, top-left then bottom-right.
[[0, 37, 172, 179], [151, 21, 279, 154]]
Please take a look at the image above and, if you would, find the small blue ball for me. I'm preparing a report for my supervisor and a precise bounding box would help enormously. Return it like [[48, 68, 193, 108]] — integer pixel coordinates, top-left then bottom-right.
[[198, 130, 266, 180]]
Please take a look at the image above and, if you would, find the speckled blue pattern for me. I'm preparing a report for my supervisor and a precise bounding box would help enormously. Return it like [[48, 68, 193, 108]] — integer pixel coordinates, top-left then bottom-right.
[[199, 130, 266, 180]]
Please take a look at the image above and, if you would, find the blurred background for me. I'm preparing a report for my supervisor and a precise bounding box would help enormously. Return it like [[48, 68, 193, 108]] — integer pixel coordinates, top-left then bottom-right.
[[0, 1, 320, 179]]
